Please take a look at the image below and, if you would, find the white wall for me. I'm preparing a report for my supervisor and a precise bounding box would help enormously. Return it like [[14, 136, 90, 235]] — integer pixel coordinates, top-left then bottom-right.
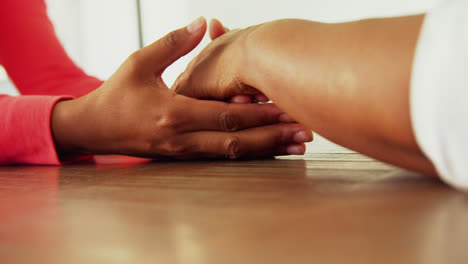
[[80, 0, 140, 79], [3, 0, 439, 85], [0, 67, 6, 82], [0, 0, 83, 95], [46, 0, 140, 80], [45, 0, 83, 66], [1, 0, 439, 153], [0, 66, 13, 95], [140, 0, 191, 86]]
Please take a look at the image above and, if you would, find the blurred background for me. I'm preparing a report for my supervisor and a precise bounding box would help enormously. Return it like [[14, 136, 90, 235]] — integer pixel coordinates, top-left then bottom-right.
[[0, 0, 438, 153]]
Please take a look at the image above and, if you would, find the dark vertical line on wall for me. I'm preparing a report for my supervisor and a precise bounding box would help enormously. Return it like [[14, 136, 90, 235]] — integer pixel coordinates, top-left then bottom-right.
[[136, 0, 144, 49]]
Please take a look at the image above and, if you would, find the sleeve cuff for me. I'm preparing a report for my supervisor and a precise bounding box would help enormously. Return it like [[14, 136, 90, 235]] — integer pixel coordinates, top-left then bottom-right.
[[0, 95, 92, 165]]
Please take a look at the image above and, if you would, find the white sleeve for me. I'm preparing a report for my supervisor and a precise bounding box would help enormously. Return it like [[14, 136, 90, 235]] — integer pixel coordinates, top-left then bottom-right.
[[411, 0, 468, 192]]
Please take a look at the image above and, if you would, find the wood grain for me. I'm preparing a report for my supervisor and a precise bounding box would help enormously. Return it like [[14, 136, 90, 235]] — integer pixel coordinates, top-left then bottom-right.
[[0, 154, 466, 264]]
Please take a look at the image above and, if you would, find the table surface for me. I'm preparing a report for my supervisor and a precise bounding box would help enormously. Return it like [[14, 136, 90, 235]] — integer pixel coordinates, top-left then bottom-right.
[[0, 153, 467, 264]]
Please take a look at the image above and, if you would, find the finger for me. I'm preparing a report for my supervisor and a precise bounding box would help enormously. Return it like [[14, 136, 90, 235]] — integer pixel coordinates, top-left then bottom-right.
[[172, 71, 189, 91], [172, 34, 222, 92], [229, 95, 253, 104], [286, 144, 307, 156], [171, 49, 206, 91], [182, 123, 312, 159], [278, 113, 296, 123], [134, 16, 207, 75], [267, 143, 307, 157], [209, 18, 229, 40], [176, 75, 260, 100], [184, 99, 293, 132], [255, 94, 270, 103]]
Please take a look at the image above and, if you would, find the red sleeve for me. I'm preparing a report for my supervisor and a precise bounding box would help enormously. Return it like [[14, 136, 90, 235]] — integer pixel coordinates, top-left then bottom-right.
[[0, 95, 93, 165], [0, 0, 103, 165], [0, 0, 103, 96]]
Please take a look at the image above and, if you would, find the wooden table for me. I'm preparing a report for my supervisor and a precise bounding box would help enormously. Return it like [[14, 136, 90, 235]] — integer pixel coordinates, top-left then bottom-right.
[[0, 153, 467, 264]]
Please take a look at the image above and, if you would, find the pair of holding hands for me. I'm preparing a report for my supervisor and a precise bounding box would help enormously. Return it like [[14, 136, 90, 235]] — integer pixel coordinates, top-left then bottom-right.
[[52, 17, 312, 160]]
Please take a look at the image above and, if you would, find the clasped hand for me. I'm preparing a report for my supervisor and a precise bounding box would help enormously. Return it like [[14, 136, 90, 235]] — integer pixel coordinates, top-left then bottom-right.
[[51, 17, 312, 160]]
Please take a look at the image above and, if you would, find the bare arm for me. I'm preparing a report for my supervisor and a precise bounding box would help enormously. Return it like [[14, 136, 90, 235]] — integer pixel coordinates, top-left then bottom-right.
[[51, 19, 311, 160], [176, 16, 437, 175]]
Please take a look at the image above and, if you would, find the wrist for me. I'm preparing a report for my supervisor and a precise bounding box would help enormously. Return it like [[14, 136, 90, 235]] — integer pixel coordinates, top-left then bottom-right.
[[237, 23, 268, 94], [240, 19, 312, 96], [51, 97, 90, 155]]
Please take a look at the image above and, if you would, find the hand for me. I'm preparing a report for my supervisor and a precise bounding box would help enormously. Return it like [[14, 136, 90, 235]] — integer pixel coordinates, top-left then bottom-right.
[[51, 17, 312, 160], [208, 19, 271, 104], [172, 19, 265, 101]]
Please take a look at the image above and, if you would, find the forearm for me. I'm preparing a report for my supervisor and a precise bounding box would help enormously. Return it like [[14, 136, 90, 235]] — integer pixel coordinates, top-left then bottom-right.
[[242, 16, 436, 175]]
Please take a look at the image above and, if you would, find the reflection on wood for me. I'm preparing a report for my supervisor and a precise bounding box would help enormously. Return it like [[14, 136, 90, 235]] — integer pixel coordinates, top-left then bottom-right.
[[0, 154, 467, 264]]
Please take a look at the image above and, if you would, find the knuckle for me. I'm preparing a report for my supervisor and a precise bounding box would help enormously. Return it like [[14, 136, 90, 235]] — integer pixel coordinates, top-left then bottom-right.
[[145, 138, 160, 155], [164, 139, 188, 155], [224, 136, 242, 159], [225, 77, 245, 96], [278, 126, 291, 144], [127, 50, 144, 68], [145, 136, 190, 157], [232, 78, 245, 94], [218, 109, 240, 132], [157, 111, 183, 132], [163, 31, 179, 48], [125, 51, 146, 77]]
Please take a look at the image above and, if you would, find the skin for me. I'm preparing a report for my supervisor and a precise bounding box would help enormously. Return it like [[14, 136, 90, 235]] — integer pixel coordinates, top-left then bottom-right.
[[51, 17, 313, 160], [174, 16, 438, 175]]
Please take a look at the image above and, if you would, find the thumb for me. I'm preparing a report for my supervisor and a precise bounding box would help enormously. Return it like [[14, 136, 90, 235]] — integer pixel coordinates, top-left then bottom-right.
[[134, 17, 207, 75], [209, 18, 229, 40]]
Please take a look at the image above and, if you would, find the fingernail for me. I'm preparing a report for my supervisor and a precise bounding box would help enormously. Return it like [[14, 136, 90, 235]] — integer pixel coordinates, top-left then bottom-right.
[[294, 131, 312, 143], [287, 144, 305, 155], [230, 95, 252, 104], [279, 113, 295, 123], [187, 17, 205, 33], [255, 94, 269, 103], [173, 72, 186, 91]]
